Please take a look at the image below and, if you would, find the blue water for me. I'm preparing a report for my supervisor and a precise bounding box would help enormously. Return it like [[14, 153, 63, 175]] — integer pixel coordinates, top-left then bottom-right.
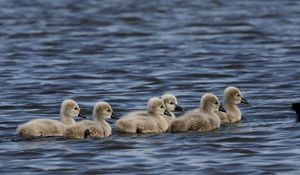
[[1, 0, 300, 174]]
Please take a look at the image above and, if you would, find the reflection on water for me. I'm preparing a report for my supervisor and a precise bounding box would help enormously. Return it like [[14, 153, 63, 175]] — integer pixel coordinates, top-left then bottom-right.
[[1, 0, 300, 174]]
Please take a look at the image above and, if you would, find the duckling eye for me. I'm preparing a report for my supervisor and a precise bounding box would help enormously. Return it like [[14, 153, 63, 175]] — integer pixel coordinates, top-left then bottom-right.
[[237, 94, 241, 97], [170, 102, 174, 105], [215, 102, 219, 105], [107, 109, 111, 112], [160, 105, 164, 108], [75, 107, 78, 110]]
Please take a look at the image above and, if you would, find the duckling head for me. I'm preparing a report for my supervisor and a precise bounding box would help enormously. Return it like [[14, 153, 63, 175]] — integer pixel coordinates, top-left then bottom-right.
[[147, 97, 172, 117], [200, 93, 222, 113], [93, 101, 118, 120], [60, 99, 85, 119], [161, 93, 184, 112], [224, 86, 248, 105]]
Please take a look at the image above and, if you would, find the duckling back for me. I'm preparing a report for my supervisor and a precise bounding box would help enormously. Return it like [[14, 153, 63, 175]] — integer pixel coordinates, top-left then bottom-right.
[[16, 99, 82, 139], [17, 119, 65, 139]]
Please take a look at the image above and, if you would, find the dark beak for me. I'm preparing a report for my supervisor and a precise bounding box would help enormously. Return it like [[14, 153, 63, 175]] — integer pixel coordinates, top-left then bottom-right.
[[241, 97, 249, 104], [111, 112, 120, 119], [219, 104, 226, 113], [164, 110, 172, 117], [78, 113, 86, 119], [175, 104, 184, 112]]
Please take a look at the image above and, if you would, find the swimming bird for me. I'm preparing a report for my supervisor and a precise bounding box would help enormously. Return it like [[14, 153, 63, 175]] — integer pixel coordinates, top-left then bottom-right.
[[216, 86, 248, 123], [63, 101, 117, 139], [124, 94, 183, 126], [292, 103, 300, 118], [170, 93, 223, 132], [116, 97, 171, 134], [17, 99, 85, 139]]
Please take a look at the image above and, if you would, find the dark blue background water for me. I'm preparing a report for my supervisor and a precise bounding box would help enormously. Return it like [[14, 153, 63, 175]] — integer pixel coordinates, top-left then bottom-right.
[[1, 0, 300, 174]]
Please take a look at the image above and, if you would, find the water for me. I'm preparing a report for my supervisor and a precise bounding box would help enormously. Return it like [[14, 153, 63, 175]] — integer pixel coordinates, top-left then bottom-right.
[[1, 0, 300, 174]]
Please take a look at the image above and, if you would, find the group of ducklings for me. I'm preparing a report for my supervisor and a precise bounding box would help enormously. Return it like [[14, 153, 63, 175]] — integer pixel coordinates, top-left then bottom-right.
[[16, 86, 248, 139]]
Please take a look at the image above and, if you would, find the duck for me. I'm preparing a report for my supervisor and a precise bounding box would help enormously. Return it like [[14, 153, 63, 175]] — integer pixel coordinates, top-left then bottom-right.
[[63, 101, 117, 139], [216, 86, 248, 123], [116, 97, 171, 134], [16, 99, 85, 139], [170, 93, 224, 132]]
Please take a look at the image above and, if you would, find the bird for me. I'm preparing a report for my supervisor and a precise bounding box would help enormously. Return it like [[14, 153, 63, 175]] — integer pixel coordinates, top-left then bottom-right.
[[170, 93, 224, 132], [16, 99, 85, 139], [216, 86, 248, 123], [116, 97, 171, 134]]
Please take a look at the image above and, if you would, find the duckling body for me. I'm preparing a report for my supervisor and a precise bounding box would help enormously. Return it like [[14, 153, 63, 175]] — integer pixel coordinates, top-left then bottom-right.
[[17, 99, 83, 139], [116, 97, 171, 133], [170, 93, 222, 132]]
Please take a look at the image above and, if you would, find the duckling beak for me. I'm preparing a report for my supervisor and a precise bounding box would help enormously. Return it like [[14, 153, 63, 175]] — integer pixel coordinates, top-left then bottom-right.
[[78, 113, 86, 119], [164, 110, 172, 117], [219, 104, 226, 113], [111, 112, 120, 119], [175, 104, 184, 112], [241, 97, 249, 104]]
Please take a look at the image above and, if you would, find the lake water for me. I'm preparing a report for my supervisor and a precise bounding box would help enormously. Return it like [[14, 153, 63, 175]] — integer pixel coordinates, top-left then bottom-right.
[[1, 0, 300, 174]]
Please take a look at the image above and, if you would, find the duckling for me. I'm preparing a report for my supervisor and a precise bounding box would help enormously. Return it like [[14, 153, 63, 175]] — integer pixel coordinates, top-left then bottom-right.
[[216, 86, 248, 123], [17, 99, 85, 139], [170, 93, 223, 132], [63, 101, 117, 139], [116, 97, 171, 133]]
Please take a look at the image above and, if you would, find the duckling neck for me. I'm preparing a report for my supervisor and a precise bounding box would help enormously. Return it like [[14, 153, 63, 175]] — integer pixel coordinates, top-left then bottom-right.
[[60, 114, 76, 125], [224, 102, 240, 112], [95, 117, 106, 123], [96, 117, 111, 130], [200, 106, 213, 115], [154, 114, 169, 131], [224, 103, 241, 122], [148, 111, 161, 117], [203, 110, 219, 118], [200, 108, 220, 122]]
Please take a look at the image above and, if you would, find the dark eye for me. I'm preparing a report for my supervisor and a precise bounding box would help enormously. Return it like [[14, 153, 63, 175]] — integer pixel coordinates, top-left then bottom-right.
[[75, 107, 78, 110], [215, 102, 219, 105], [170, 102, 174, 105], [237, 94, 241, 97], [160, 105, 164, 108], [107, 109, 111, 112]]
